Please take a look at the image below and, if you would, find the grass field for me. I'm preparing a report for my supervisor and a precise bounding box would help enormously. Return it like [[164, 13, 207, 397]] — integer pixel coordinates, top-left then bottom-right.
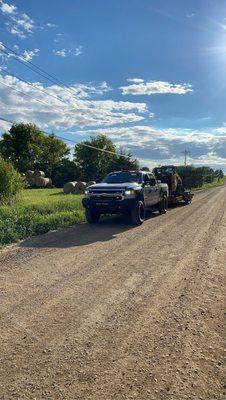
[[0, 189, 85, 245]]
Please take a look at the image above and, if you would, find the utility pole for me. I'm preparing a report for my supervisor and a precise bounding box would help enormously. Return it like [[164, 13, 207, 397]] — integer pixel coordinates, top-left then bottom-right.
[[182, 149, 191, 166]]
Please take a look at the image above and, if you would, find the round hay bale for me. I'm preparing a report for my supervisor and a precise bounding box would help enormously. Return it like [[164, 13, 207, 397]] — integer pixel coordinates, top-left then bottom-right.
[[35, 177, 51, 188], [74, 181, 87, 194], [86, 181, 96, 187], [33, 170, 45, 179], [28, 177, 36, 187], [46, 178, 52, 188], [63, 181, 77, 194], [25, 170, 34, 180]]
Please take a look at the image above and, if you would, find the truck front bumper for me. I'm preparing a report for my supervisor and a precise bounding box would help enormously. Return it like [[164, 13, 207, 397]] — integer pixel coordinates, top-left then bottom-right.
[[82, 197, 136, 214]]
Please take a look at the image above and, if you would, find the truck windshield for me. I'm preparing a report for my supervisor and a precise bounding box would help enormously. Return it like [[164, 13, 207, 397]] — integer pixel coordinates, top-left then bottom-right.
[[103, 172, 141, 184]]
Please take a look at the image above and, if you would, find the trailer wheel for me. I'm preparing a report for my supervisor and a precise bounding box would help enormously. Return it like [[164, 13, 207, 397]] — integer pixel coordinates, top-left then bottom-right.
[[131, 200, 145, 225], [85, 209, 101, 223], [158, 196, 167, 214]]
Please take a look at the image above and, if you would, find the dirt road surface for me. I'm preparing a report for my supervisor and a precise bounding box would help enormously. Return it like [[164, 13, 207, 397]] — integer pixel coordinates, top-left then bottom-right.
[[0, 186, 225, 400]]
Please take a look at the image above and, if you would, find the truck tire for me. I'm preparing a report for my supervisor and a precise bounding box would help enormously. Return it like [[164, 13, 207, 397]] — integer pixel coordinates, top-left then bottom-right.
[[184, 198, 192, 205], [158, 196, 167, 214], [85, 209, 100, 223], [131, 200, 145, 225]]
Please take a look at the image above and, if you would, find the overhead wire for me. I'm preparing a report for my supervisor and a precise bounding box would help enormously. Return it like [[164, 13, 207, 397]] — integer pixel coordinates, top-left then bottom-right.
[[3, 69, 75, 106], [0, 42, 135, 160], [0, 116, 133, 159], [0, 44, 88, 98]]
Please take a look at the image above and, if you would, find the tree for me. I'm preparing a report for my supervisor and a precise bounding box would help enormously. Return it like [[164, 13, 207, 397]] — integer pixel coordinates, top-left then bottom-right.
[[215, 169, 224, 180], [0, 123, 69, 175], [0, 123, 43, 172], [74, 134, 116, 180], [36, 134, 69, 176], [108, 149, 139, 172], [140, 166, 150, 171], [52, 159, 82, 187]]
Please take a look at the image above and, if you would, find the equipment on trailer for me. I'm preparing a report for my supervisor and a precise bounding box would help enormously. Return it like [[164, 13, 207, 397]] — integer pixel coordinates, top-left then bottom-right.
[[153, 165, 194, 205]]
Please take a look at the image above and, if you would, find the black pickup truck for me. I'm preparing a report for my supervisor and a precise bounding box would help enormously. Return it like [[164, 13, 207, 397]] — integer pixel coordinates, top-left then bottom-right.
[[82, 171, 169, 225]]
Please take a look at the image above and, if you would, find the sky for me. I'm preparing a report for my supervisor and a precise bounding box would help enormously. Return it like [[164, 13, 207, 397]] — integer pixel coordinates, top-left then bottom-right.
[[0, 0, 226, 171]]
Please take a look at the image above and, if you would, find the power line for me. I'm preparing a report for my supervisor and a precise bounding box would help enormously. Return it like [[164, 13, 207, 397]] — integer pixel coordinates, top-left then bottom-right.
[[0, 47, 63, 88], [0, 79, 63, 110], [0, 116, 133, 159], [0, 43, 135, 161], [0, 76, 134, 160], [1, 43, 74, 89], [4, 70, 74, 107], [0, 44, 83, 99]]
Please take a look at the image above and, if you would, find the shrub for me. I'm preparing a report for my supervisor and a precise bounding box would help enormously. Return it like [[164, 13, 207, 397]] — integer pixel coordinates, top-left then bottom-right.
[[0, 157, 24, 204]]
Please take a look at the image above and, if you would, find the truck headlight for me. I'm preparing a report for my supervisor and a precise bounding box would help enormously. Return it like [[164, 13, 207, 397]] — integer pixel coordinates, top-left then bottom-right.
[[84, 189, 90, 197], [124, 189, 136, 198]]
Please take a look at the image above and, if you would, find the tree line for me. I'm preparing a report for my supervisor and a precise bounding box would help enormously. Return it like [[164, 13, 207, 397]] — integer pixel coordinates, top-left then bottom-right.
[[177, 165, 224, 188], [0, 123, 139, 186], [0, 123, 224, 190]]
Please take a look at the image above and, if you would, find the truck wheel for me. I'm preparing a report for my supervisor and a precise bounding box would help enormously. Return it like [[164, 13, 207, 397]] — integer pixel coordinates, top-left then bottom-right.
[[85, 209, 100, 223], [185, 198, 191, 205], [158, 196, 167, 214], [131, 200, 145, 225]]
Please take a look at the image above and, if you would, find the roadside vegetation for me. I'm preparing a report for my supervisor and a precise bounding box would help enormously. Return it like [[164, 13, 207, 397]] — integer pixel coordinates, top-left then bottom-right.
[[0, 156, 24, 205], [0, 189, 84, 245], [192, 176, 226, 191]]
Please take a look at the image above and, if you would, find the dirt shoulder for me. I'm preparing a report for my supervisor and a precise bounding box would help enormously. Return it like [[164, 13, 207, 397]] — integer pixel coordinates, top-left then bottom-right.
[[0, 185, 225, 399]]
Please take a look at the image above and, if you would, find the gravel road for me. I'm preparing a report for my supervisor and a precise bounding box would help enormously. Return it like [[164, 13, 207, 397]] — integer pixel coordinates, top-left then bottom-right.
[[0, 186, 225, 400]]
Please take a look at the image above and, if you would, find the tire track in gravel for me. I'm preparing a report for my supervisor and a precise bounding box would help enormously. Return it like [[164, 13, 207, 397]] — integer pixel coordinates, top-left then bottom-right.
[[0, 186, 221, 322], [0, 185, 225, 400]]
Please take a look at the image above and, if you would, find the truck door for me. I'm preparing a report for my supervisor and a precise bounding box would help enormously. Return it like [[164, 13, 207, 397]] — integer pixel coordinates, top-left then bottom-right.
[[148, 175, 159, 205], [143, 174, 152, 206]]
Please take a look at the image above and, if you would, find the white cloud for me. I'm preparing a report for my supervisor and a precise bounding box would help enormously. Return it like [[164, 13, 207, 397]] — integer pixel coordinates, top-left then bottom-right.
[[7, 25, 26, 38], [21, 48, 39, 62], [46, 22, 57, 28], [120, 80, 193, 95], [215, 126, 226, 134], [0, 43, 39, 63], [186, 13, 195, 18], [75, 45, 82, 56], [0, 1, 16, 14], [0, 74, 147, 130], [53, 48, 67, 57], [0, 1, 35, 38], [127, 78, 144, 83], [54, 33, 63, 43], [53, 46, 83, 58], [0, 118, 11, 133], [70, 125, 226, 170]]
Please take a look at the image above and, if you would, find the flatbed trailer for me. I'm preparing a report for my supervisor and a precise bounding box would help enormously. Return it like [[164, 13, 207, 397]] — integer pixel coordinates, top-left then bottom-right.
[[153, 165, 194, 206], [168, 190, 194, 205]]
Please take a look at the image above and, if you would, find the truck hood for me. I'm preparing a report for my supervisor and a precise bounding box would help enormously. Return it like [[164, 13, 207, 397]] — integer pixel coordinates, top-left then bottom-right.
[[87, 182, 141, 191]]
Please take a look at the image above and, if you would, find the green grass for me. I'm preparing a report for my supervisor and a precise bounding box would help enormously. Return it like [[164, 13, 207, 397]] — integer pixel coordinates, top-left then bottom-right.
[[0, 188, 85, 245], [192, 177, 226, 191]]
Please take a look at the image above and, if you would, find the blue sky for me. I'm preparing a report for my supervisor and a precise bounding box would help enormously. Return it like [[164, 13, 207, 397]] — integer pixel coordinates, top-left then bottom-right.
[[0, 0, 226, 170]]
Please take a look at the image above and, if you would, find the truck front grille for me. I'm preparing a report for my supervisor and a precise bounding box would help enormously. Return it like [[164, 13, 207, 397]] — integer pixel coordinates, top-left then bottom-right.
[[89, 190, 124, 201]]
